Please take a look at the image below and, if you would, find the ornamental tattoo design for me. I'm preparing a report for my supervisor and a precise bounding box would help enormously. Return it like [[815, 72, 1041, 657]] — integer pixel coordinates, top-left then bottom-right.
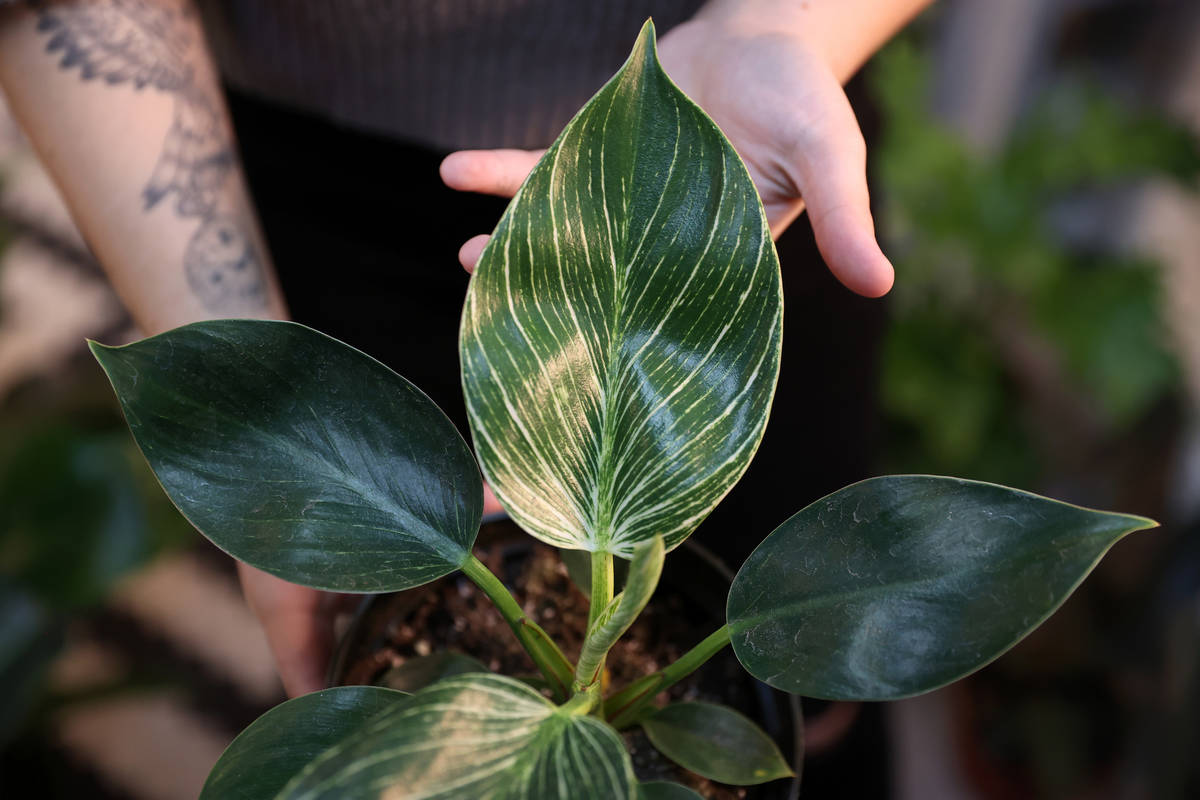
[[34, 0, 266, 311]]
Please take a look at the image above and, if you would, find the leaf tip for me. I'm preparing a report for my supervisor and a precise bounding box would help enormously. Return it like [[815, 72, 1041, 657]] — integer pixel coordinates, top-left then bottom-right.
[[637, 17, 657, 43], [1125, 514, 1161, 534], [86, 338, 125, 377], [632, 18, 660, 67]]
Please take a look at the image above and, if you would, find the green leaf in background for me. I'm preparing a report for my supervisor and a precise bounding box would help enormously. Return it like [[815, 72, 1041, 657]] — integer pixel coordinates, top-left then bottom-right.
[[727, 476, 1158, 700], [871, 41, 1190, 483], [376, 651, 487, 693], [640, 702, 793, 786], [91, 320, 483, 592], [280, 674, 635, 800], [0, 427, 159, 610], [200, 686, 407, 800], [460, 20, 782, 558], [638, 782, 704, 800]]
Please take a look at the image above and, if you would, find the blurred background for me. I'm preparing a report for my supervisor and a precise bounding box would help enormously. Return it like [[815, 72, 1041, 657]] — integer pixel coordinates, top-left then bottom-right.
[[2, 0, 1199, 798]]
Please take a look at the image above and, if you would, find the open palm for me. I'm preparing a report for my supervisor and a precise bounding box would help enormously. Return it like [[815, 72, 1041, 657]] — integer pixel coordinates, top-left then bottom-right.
[[441, 19, 893, 298]]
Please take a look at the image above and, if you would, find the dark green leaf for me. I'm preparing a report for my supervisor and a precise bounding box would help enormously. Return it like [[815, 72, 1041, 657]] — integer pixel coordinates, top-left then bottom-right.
[[727, 475, 1158, 700], [641, 702, 793, 786], [280, 674, 635, 799], [200, 686, 406, 800], [638, 782, 704, 800], [460, 20, 782, 558], [376, 651, 487, 693], [91, 320, 483, 592]]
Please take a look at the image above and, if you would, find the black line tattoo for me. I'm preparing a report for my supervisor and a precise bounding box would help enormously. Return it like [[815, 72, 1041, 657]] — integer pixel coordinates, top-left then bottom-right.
[[33, 0, 267, 311]]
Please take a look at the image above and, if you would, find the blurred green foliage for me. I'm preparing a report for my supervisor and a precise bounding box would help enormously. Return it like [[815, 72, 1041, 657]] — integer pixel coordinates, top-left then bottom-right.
[[872, 40, 1199, 483], [0, 421, 192, 741]]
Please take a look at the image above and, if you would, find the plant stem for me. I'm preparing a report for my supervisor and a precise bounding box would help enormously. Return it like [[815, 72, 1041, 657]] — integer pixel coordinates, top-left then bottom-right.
[[579, 551, 615, 715], [461, 555, 575, 701], [604, 624, 732, 729], [560, 690, 596, 717], [588, 551, 614, 630]]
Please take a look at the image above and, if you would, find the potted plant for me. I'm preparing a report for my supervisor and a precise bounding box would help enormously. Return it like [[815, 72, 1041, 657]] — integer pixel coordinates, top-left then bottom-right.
[[89, 21, 1155, 799]]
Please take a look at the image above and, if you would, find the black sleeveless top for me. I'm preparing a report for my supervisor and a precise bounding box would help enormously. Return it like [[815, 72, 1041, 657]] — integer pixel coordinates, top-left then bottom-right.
[[195, 0, 704, 149]]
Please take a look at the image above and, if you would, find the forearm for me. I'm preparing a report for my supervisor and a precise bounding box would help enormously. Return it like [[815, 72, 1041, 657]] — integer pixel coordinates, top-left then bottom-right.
[[0, 0, 286, 334], [692, 0, 934, 82]]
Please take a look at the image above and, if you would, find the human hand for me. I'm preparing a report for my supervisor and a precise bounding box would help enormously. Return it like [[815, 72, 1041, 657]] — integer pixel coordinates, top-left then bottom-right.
[[237, 561, 344, 697], [240, 486, 505, 696], [439, 17, 893, 297]]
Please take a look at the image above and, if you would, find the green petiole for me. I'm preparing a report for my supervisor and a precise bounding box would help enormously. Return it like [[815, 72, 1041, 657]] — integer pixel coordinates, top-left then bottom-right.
[[461, 554, 575, 702], [604, 624, 733, 729]]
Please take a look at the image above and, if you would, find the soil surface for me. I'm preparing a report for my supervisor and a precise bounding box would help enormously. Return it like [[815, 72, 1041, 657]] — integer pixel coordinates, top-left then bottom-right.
[[336, 523, 799, 799]]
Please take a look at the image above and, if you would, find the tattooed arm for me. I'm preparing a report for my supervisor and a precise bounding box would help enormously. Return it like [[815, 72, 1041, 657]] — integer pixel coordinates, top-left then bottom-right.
[[0, 1, 344, 698], [0, 0, 286, 330]]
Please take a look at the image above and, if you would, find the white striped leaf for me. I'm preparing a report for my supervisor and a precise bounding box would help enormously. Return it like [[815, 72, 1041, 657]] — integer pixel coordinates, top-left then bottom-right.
[[278, 673, 636, 800], [460, 20, 782, 557]]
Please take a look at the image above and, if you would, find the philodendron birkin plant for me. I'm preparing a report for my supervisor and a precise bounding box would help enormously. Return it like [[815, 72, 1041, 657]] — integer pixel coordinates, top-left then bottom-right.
[[91, 21, 1155, 800]]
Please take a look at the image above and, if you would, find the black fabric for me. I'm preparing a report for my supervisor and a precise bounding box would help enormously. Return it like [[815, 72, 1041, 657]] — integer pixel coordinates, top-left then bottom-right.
[[226, 86, 886, 567]]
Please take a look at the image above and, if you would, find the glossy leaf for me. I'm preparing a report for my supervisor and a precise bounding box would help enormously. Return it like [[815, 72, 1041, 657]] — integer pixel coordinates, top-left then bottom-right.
[[200, 686, 406, 800], [280, 673, 635, 799], [91, 320, 483, 592], [460, 20, 782, 558], [727, 475, 1158, 700], [576, 536, 664, 687], [641, 702, 793, 786], [638, 782, 704, 800], [376, 651, 487, 693]]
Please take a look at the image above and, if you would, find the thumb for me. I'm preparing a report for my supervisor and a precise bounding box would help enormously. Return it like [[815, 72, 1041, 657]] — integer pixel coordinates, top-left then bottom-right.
[[786, 82, 894, 298], [440, 149, 545, 198]]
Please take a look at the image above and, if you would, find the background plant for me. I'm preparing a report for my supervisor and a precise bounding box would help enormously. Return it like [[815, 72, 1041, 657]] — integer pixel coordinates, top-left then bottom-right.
[[873, 39, 1200, 485]]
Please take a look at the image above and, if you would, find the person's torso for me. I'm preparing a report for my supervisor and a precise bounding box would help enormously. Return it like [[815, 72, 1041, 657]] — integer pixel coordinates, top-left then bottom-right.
[[195, 0, 705, 150]]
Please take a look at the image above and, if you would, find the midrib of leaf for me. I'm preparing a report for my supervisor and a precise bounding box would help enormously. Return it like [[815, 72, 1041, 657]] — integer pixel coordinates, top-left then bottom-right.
[[592, 36, 663, 554], [729, 527, 1126, 634]]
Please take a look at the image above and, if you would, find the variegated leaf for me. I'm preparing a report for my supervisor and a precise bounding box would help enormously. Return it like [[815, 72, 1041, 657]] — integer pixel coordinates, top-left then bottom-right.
[[460, 20, 782, 557], [279, 674, 635, 800]]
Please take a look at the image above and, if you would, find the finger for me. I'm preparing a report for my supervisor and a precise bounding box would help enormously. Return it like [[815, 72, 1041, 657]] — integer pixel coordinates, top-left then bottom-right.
[[458, 234, 490, 273], [264, 606, 334, 697], [440, 149, 545, 198], [482, 482, 504, 516], [786, 86, 894, 298], [237, 562, 332, 697]]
